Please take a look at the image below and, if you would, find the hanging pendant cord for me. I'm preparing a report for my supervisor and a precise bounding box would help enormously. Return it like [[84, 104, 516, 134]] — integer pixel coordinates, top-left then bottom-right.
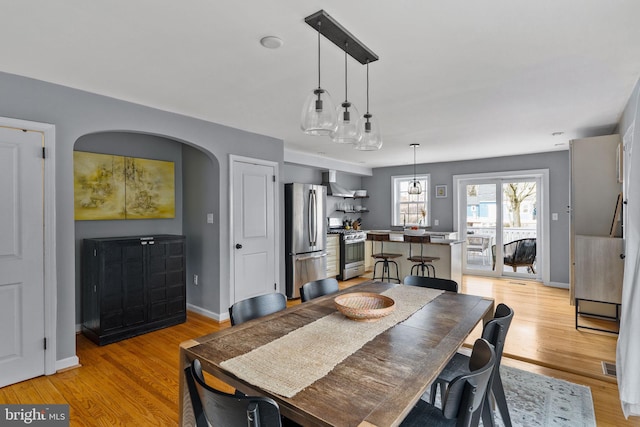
[[344, 43, 348, 102], [413, 145, 416, 182], [317, 22, 321, 89], [366, 61, 370, 114]]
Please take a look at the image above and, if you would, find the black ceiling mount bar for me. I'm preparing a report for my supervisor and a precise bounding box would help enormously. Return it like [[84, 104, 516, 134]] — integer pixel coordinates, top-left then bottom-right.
[[304, 10, 379, 65]]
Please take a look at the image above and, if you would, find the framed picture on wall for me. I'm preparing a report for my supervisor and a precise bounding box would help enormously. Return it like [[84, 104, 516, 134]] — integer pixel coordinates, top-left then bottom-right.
[[435, 185, 447, 198]]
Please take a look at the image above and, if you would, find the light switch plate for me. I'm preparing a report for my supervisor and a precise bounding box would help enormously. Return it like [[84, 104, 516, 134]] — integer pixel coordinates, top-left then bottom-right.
[[552, 213, 558, 221], [207, 213, 214, 224]]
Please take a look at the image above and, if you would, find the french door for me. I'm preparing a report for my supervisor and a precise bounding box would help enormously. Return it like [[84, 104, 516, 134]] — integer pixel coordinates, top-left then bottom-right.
[[457, 173, 544, 280]]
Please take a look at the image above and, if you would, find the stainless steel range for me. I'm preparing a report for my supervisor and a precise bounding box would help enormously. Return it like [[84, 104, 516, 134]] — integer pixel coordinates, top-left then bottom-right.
[[328, 218, 367, 280]]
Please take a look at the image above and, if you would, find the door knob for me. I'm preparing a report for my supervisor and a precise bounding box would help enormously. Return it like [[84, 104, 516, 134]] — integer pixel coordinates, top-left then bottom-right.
[[236, 244, 243, 249]]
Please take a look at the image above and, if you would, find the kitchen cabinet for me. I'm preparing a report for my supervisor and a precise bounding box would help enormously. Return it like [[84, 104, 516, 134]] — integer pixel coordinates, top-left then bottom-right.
[[82, 235, 186, 345], [570, 135, 624, 332], [326, 234, 340, 277]]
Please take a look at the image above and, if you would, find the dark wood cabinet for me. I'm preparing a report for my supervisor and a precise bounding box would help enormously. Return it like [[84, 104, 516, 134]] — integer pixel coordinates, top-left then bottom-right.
[[82, 235, 186, 345]]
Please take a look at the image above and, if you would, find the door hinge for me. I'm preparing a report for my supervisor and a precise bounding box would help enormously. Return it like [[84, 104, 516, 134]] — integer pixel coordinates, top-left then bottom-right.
[[274, 283, 277, 290], [42, 147, 46, 159], [272, 175, 276, 182], [44, 337, 47, 350]]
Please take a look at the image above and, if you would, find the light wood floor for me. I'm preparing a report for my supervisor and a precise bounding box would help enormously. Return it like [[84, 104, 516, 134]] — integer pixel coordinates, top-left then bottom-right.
[[0, 276, 636, 426]]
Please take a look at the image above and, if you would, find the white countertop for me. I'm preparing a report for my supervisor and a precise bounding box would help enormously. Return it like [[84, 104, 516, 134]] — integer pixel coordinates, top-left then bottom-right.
[[364, 230, 463, 245]]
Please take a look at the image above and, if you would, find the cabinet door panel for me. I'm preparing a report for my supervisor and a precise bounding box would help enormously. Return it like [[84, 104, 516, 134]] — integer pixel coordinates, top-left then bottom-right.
[[102, 312, 124, 331], [574, 235, 623, 303]]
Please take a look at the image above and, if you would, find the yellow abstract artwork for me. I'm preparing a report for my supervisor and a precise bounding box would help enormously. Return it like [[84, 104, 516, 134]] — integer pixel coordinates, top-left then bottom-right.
[[74, 151, 126, 220], [74, 151, 175, 220], [124, 157, 175, 219]]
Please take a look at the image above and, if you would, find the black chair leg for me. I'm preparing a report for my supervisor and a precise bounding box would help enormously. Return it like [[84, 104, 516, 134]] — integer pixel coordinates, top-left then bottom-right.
[[382, 259, 390, 282], [428, 264, 436, 277], [480, 394, 496, 427], [492, 371, 512, 427], [428, 381, 439, 405], [391, 261, 400, 283], [373, 260, 384, 281]]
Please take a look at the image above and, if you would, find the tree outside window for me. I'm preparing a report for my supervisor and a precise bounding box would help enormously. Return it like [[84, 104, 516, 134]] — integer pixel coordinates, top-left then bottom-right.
[[392, 175, 429, 226], [503, 182, 536, 227]]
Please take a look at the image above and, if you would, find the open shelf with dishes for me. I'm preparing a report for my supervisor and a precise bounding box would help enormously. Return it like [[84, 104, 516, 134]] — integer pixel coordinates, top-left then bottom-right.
[[336, 208, 369, 213]]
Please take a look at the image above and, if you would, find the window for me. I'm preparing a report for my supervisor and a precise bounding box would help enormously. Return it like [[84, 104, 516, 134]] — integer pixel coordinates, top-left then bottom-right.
[[392, 174, 430, 227]]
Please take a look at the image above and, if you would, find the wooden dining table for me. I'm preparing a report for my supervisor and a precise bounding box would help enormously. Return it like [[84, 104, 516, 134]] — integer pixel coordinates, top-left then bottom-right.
[[178, 281, 494, 427]]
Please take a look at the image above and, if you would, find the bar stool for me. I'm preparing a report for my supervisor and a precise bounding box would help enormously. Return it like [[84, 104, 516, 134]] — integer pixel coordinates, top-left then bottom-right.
[[404, 234, 439, 277], [367, 233, 401, 283]]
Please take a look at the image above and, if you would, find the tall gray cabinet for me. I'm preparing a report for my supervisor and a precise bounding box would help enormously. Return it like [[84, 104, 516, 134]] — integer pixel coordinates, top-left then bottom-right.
[[570, 135, 624, 332]]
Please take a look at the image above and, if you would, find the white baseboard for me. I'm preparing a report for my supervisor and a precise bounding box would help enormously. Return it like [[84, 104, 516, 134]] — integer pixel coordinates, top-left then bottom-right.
[[56, 356, 80, 372], [188, 303, 229, 322], [546, 281, 570, 289]]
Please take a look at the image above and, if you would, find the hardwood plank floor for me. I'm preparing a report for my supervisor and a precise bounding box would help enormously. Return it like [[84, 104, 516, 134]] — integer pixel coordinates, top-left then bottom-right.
[[0, 276, 635, 426]]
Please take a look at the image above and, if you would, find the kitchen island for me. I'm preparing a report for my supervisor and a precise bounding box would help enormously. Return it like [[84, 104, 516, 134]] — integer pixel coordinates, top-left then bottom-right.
[[364, 231, 463, 285]]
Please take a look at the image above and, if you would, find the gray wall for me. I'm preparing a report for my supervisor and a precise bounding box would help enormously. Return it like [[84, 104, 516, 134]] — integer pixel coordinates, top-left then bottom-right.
[[0, 71, 283, 363], [362, 151, 571, 284], [74, 132, 185, 324], [182, 145, 221, 313], [282, 164, 366, 224]]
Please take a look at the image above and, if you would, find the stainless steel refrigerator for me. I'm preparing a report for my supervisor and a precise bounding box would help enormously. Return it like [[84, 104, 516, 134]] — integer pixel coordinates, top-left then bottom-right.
[[285, 183, 327, 299]]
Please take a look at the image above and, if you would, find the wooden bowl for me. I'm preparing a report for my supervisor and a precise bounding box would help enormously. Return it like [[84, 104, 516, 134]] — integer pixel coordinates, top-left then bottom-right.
[[334, 292, 395, 322]]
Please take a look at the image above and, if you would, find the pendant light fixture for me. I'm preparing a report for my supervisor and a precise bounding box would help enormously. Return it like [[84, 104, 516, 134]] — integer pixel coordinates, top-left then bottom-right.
[[300, 19, 337, 135], [331, 41, 361, 143], [302, 10, 379, 146], [408, 143, 422, 195], [354, 60, 382, 151]]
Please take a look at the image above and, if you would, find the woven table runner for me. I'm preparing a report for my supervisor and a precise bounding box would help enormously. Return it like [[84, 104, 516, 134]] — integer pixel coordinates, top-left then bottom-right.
[[220, 285, 443, 398]]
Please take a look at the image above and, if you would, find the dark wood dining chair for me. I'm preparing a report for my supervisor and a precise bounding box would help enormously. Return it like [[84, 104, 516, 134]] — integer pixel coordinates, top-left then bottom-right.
[[403, 275, 458, 292], [400, 338, 496, 427], [404, 234, 439, 277], [228, 292, 287, 326], [430, 303, 514, 427], [300, 278, 339, 302], [185, 358, 283, 427]]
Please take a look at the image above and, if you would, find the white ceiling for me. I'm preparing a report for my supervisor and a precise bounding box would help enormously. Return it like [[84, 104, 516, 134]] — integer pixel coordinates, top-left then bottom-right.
[[3, 1, 640, 168]]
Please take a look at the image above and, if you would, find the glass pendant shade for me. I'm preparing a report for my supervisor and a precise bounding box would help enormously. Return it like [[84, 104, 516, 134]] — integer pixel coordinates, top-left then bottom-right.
[[331, 42, 361, 144], [408, 143, 422, 194], [301, 88, 338, 135], [354, 114, 382, 150], [331, 101, 361, 143], [408, 180, 422, 194], [354, 61, 382, 150], [301, 21, 337, 135]]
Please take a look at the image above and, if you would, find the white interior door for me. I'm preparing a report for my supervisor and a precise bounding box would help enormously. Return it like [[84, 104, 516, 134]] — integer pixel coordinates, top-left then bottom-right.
[[232, 159, 277, 303], [0, 126, 46, 387]]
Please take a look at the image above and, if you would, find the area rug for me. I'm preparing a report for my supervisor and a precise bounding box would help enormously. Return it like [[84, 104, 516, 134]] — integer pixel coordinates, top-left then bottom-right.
[[423, 365, 596, 427]]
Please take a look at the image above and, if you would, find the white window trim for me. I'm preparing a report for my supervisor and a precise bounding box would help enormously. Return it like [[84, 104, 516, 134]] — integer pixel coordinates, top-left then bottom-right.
[[391, 174, 431, 227]]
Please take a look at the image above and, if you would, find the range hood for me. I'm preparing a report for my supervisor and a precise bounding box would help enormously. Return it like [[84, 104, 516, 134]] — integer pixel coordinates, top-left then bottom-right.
[[322, 171, 354, 197]]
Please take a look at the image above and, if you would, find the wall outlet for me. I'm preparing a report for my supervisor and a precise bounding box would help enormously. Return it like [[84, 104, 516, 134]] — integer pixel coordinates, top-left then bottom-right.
[[193, 274, 198, 285], [434, 219, 439, 226]]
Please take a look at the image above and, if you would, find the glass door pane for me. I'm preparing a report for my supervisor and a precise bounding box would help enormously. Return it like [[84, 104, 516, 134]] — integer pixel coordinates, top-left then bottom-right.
[[464, 183, 497, 274], [501, 180, 537, 277]]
